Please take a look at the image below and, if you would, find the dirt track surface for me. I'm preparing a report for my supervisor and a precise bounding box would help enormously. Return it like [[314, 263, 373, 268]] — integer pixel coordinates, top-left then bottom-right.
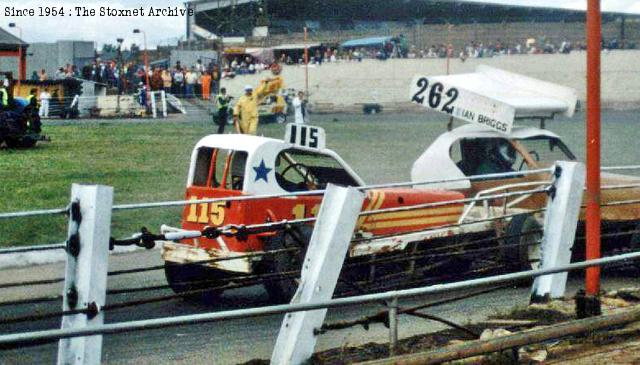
[[548, 339, 640, 364]]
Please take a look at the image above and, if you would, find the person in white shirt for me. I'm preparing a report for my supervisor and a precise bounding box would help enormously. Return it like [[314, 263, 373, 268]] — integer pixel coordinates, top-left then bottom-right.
[[39, 88, 51, 118], [292, 91, 306, 124]]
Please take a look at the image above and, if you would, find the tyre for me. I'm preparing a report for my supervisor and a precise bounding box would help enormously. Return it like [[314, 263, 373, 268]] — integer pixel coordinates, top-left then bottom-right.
[[4, 137, 20, 149], [19, 136, 37, 148], [261, 225, 313, 303], [504, 214, 543, 272], [164, 261, 225, 304], [626, 223, 640, 270]]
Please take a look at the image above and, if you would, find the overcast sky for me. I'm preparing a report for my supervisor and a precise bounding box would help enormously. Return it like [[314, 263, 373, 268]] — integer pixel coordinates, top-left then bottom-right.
[[3, 0, 185, 48], [3, 0, 640, 48]]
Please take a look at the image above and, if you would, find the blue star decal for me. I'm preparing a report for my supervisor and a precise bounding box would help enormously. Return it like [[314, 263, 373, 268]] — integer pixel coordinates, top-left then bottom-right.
[[253, 159, 272, 183]]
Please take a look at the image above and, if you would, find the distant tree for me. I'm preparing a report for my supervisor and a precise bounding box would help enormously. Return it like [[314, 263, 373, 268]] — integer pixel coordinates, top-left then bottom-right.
[[101, 44, 117, 54]]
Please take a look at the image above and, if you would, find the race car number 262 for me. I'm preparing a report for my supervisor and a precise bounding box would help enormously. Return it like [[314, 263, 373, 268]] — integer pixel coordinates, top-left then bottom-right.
[[411, 77, 459, 114]]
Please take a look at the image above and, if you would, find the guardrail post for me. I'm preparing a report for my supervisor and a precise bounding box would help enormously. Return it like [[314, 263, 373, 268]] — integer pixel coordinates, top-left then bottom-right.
[[57, 184, 113, 365], [388, 296, 399, 356], [161, 90, 168, 118], [271, 184, 365, 365], [151, 91, 158, 119], [531, 161, 585, 302]]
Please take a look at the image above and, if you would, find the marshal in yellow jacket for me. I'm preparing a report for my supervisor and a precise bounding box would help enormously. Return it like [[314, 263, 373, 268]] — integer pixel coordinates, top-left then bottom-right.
[[233, 76, 284, 135]]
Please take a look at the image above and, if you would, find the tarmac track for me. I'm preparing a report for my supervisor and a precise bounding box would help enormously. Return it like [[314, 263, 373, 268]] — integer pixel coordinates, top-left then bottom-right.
[[0, 249, 637, 365]]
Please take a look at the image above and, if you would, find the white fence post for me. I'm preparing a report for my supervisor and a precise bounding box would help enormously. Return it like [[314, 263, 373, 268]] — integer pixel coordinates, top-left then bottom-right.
[[271, 184, 365, 365], [151, 92, 158, 119], [161, 90, 168, 118], [57, 184, 113, 365], [531, 161, 585, 302]]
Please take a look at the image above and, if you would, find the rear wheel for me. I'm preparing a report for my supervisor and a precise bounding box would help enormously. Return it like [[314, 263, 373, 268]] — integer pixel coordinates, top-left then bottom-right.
[[504, 214, 543, 271], [261, 225, 312, 303], [4, 137, 20, 149], [164, 261, 225, 303], [19, 136, 37, 148]]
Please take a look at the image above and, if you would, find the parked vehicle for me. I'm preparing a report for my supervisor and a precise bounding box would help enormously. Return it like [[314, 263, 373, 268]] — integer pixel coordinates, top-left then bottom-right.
[[412, 124, 640, 257], [0, 97, 47, 148], [159, 124, 535, 302]]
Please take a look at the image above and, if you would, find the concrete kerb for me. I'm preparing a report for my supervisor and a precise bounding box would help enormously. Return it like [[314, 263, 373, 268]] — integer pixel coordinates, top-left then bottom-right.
[[0, 244, 162, 271]]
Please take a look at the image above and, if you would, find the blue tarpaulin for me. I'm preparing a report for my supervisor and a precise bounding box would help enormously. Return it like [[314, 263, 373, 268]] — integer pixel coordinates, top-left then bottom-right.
[[340, 36, 393, 48]]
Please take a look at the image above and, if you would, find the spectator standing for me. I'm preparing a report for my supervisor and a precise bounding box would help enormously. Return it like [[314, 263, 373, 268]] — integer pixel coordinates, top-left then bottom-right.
[[39, 88, 51, 118], [137, 82, 147, 106], [82, 64, 92, 80], [26, 88, 39, 115], [215, 87, 231, 134], [38, 69, 48, 81], [151, 68, 163, 91], [185, 68, 197, 98], [30, 71, 38, 81], [292, 91, 307, 124], [211, 65, 220, 94], [161, 69, 172, 95], [172, 68, 184, 96], [201, 72, 212, 100]]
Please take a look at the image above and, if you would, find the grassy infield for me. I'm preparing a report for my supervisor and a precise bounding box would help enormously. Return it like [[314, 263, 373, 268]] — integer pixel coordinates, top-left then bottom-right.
[[0, 111, 636, 247]]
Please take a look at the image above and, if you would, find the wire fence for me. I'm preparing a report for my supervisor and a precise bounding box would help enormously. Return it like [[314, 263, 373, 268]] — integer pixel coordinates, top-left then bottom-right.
[[0, 168, 554, 220], [1, 251, 639, 349], [0, 163, 639, 361]]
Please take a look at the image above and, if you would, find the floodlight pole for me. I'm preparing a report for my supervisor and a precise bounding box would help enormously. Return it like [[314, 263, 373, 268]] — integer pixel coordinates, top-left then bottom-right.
[[134, 29, 151, 107], [304, 27, 309, 96], [8, 23, 23, 91], [584, 0, 602, 309]]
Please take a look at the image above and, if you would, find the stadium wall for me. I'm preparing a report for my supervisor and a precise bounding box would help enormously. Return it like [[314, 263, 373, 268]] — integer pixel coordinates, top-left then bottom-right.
[[221, 50, 640, 111], [249, 20, 638, 50]]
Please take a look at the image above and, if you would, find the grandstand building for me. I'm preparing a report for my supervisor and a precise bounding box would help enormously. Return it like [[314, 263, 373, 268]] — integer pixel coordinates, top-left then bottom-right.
[[185, 0, 636, 48]]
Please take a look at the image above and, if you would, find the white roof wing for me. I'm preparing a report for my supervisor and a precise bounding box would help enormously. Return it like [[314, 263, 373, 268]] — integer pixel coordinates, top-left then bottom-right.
[[476, 65, 578, 117], [410, 65, 578, 134]]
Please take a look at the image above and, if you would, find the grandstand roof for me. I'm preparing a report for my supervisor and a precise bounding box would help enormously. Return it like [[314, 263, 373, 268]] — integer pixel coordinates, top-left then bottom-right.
[[460, 0, 640, 15], [340, 36, 393, 48], [0, 27, 27, 51]]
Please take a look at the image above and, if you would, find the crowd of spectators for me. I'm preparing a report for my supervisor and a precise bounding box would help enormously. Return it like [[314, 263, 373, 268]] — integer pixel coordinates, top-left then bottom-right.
[[31, 59, 223, 101], [222, 55, 270, 78], [148, 60, 220, 99], [30, 64, 80, 82]]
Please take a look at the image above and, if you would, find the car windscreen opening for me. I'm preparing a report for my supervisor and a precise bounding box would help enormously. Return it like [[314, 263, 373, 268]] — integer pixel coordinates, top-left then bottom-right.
[[192, 148, 248, 190], [275, 148, 359, 192]]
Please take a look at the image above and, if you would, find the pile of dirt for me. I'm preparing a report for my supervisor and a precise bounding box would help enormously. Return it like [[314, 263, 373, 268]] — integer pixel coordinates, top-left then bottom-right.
[[239, 287, 640, 365]]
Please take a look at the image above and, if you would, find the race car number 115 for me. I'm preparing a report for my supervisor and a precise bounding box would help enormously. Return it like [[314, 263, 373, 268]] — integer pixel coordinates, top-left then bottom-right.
[[411, 77, 459, 114]]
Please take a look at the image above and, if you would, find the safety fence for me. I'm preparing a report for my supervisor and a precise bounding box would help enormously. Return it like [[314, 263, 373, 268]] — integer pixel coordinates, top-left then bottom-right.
[[1, 163, 640, 364], [38, 91, 289, 122], [38, 91, 194, 120]]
